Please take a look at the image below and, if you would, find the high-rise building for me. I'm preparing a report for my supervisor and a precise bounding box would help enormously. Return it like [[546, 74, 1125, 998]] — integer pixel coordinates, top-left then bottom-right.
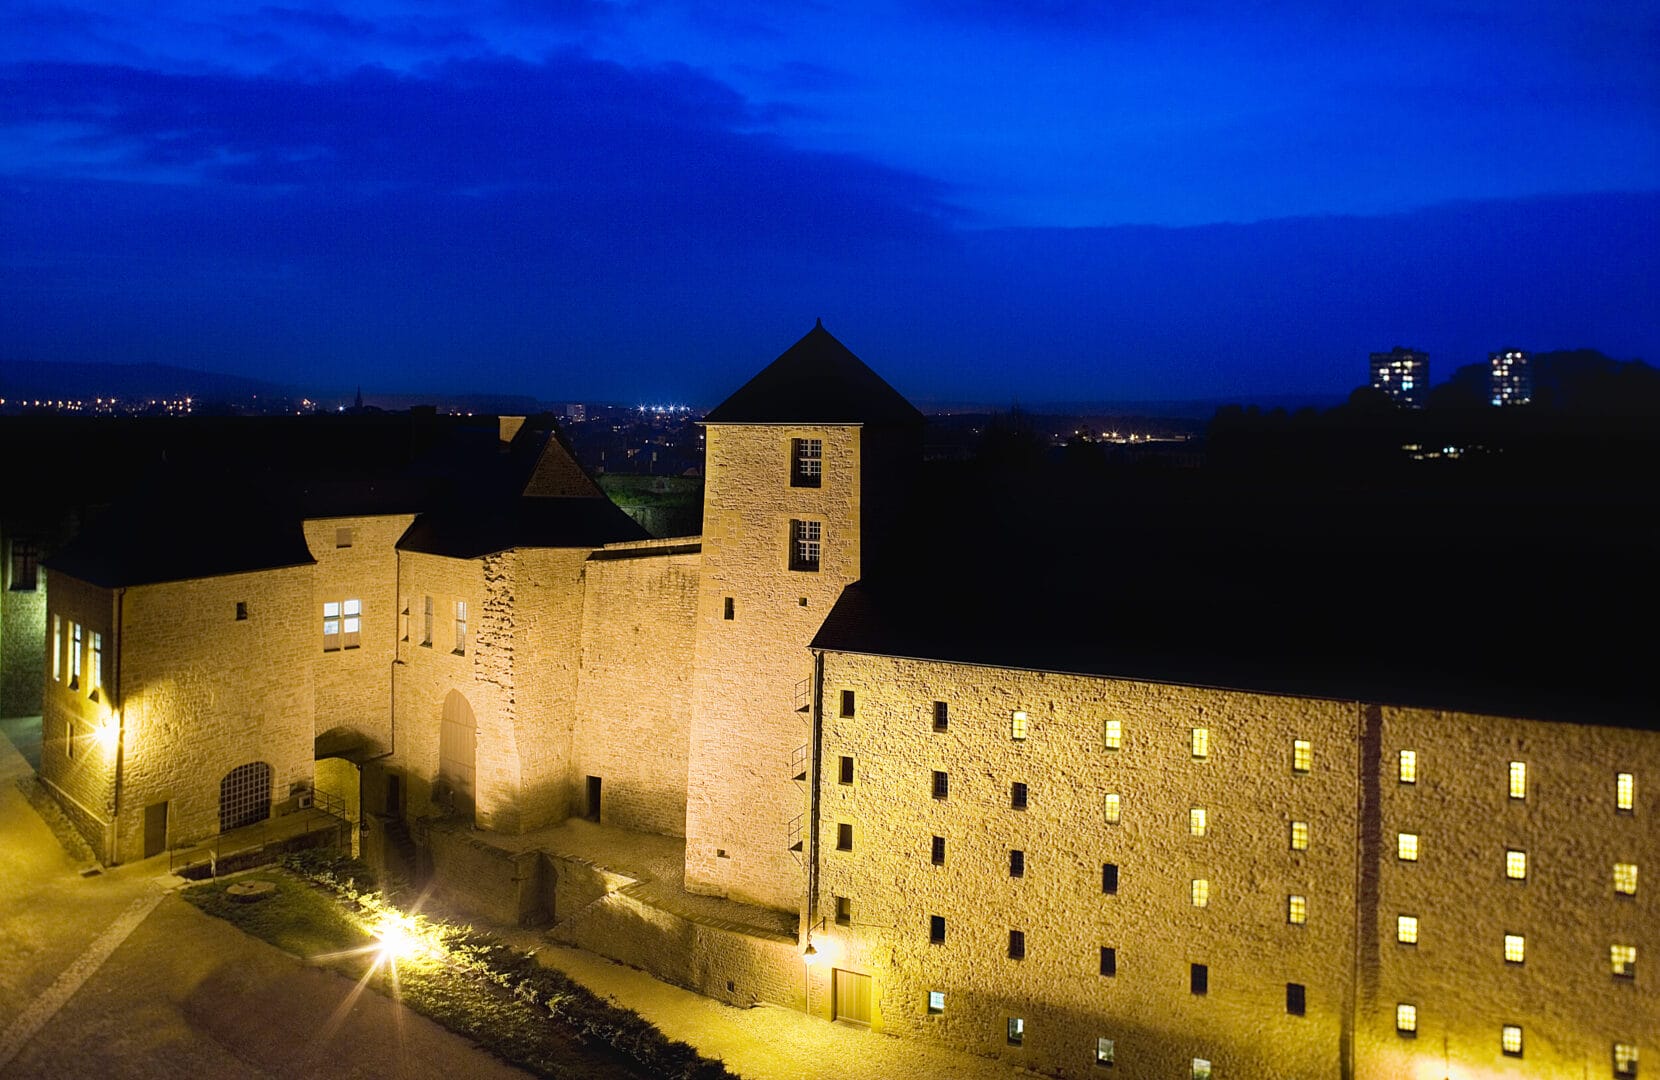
[[1490, 348, 1532, 406], [1368, 347, 1429, 408]]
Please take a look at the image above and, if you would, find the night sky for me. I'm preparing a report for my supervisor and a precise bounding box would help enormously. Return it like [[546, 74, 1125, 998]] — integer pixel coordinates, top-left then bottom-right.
[[2, 2, 1656, 405]]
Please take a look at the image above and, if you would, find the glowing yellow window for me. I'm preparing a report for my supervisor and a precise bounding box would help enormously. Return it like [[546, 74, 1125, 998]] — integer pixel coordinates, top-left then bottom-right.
[[1397, 833, 1419, 861], [1396, 1003, 1417, 1035], [1506, 849, 1527, 879], [1191, 727, 1209, 759], [1292, 739, 1312, 774], [1189, 807, 1208, 837], [1503, 933, 1525, 963], [1615, 1043, 1638, 1077], [1103, 719, 1121, 750], [1614, 862, 1638, 895], [1190, 878, 1209, 908], [1399, 749, 1417, 784], [1501, 1025, 1523, 1056], [1617, 772, 1634, 812], [1103, 793, 1121, 825], [1290, 820, 1309, 851], [1010, 711, 1028, 741], [1288, 894, 1307, 925], [1611, 944, 1636, 977], [1509, 761, 1527, 799], [1397, 915, 1419, 944]]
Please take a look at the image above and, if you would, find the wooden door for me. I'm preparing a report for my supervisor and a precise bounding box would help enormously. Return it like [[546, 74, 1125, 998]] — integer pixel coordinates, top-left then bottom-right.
[[143, 801, 168, 858], [833, 969, 872, 1025], [439, 690, 476, 816]]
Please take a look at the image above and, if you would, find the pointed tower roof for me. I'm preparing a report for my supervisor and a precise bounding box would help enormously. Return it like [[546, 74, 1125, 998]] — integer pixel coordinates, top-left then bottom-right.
[[703, 321, 924, 425]]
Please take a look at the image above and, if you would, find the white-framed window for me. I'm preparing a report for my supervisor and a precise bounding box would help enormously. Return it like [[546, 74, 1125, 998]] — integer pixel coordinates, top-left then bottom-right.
[[454, 600, 468, 654], [1292, 739, 1312, 773], [1191, 727, 1209, 759], [1504, 933, 1525, 963], [1397, 833, 1419, 861], [1010, 710, 1028, 740], [1288, 894, 1307, 925], [1189, 807, 1208, 837], [1191, 878, 1209, 908], [1399, 749, 1417, 783], [790, 519, 822, 572], [1614, 862, 1638, 896], [1397, 915, 1418, 944], [1617, 772, 1634, 812], [1290, 820, 1309, 850], [791, 437, 823, 487], [1506, 849, 1527, 880], [1509, 761, 1527, 799], [323, 599, 362, 650], [1103, 718, 1121, 750], [1103, 792, 1121, 824]]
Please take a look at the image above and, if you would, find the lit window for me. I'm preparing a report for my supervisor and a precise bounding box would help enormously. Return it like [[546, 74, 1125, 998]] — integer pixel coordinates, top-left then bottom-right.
[[1293, 739, 1312, 773], [89, 632, 102, 697], [1007, 1017, 1024, 1045], [342, 599, 360, 648], [1502, 1025, 1523, 1057], [1288, 894, 1307, 924], [1396, 1003, 1418, 1035], [70, 621, 82, 687], [1502, 849, 1525, 879], [1009, 849, 1025, 878], [1290, 820, 1309, 850], [838, 756, 854, 785], [1103, 793, 1121, 824], [931, 835, 945, 865], [1612, 944, 1636, 978], [1614, 1043, 1638, 1077], [1617, 772, 1634, 812], [52, 615, 61, 681], [932, 770, 948, 799], [1011, 781, 1028, 809], [1095, 1037, 1114, 1067], [1008, 929, 1025, 959], [929, 915, 945, 943], [1399, 749, 1417, 784], [1103, 718, 1121, 750], [927, 990, 944, 1015], [1191, 727, 1209, 759], [1504, 934, 1525, 963], [1509, 761, 1527, 799], [453, 600, 467, 653], [836, 823, 852, 851], [1397, 915, 1419, 944], [933, 701, 948, 731], [323, 602, 341, 648], [1191, 878, 1209, 908], [1614, 862, 1638, 895], [1191, 1059, 1212, 1080], [791, 438, 823, 487], [789, 519, 822, 572], [1190, 807, 1208, 837], [1397, 833, 1419, 861], [1011, 711, 1028, 740]]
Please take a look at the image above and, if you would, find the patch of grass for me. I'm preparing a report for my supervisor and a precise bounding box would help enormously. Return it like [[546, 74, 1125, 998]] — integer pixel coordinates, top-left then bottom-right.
[[184, 873, 373, 961]]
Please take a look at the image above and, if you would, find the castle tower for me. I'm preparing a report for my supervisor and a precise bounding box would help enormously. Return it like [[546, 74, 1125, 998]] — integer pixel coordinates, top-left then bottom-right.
[[684, 322, 922, 911]]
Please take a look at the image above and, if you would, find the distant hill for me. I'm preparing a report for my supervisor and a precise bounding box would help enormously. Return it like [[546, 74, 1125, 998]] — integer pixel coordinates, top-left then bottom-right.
[[1427, 350, 1659, 412], [0, 360, 299, 403]]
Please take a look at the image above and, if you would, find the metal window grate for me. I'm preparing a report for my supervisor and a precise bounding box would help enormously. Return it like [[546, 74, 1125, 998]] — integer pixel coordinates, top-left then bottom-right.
[[219, 762, 273, 832]]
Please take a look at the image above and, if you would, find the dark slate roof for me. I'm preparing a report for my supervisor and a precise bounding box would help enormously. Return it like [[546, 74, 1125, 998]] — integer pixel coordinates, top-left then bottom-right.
[[810, 468, 1657, 730], [703, 321, 925, 426]]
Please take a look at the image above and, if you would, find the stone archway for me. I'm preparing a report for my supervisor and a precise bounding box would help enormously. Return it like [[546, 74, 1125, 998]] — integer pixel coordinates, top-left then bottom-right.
[[219, 761, 273, 832], [438, 690, 476, 818]]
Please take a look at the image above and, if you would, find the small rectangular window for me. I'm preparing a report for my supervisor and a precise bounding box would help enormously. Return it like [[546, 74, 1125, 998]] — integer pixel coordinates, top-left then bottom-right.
[[1396, 1003, 1418, 1035], [1611, 944, 1636, 978], [1290, 820, 1310, 850], [1191, 1059, 1212, 1080], [1191, 727, 1209, 759], [323, 602, 341, 649], [1293, 738, 1312, 773], [929, 915, 945, 944], [399, 597, 409, 641], [1009, 849, 1025, 878], [1008, 929, 1025, 960], [834, 895, 851, 926], [790, 437, 823, 487], [1099, 946, 1116, 976], [1190, 963, 1208, 995], [335, 526, 353, 548], [1103, 718, 1121, 750], [1011, 781, 1027, 809], [422, 595, 433, 646], [723, 596, 734, 620], [1010, 710, 1028, 740], [927, 990, 945, 1015], [342, 598, 361, 648], [1286, 982, 1306, 1016], [932, 700, 949, 731], [1503, 933, 1525, 963], [789, 518, 822, 572], [1102, 863, 1118, 894], [1398, 833, 1419, 861], [836, 823, 852, 851], [932, 770, 949, 799], [1007, 1017, 1024, 1046], [840, 689, 856, 718], [236, 601, 248, 621], [1614, 862, 1638, 895], [1399, 749, 1417, 784], [52, 615, 61, 681], [453, 599, 467, 654], [1189, 807, 1207, 837], [1506, 849, 1527, 880], [1397, 915, 1419, 945], [838, 756, 854, 785], [1509, 761, 1527, 799], [1288, 894, 1307, 924], [1103, 792, 1121, 824], [1095, 1037, 1114, 1067], [1501, 1024, 1523, 1057], [1614, 1043, 1638, 1077], [9, 539, 40, 590], [931, 835, 945, 865], [1191, 878, 1209, 908], [1616, 772, 1634, 812], [89, 632, 102, 697]]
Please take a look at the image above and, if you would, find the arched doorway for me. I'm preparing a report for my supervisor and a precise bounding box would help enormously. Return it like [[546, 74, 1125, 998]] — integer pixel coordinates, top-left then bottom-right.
[[219, 762, 273, 832], [438, 690, 476, 817]]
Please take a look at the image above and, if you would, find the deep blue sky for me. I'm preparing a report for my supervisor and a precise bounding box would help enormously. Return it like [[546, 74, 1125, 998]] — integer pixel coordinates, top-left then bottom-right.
[[1, 1, 1656, 404]]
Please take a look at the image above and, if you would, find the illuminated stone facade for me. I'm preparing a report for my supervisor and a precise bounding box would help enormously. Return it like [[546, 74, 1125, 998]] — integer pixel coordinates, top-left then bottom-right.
[[33, 324, 1656, 1077]]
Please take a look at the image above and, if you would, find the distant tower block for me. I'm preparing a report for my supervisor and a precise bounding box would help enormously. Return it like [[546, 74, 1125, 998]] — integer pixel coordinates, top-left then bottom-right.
[[1489, 348, 1532, 406], [1368, 347, 1429, 408]]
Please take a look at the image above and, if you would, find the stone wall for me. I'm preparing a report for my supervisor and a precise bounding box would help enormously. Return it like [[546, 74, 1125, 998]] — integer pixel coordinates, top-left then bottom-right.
[[0, 533, 47, 718], [512, 547, 592, 832], [38, 572, 118, 855], [425, 820, 549, 926]]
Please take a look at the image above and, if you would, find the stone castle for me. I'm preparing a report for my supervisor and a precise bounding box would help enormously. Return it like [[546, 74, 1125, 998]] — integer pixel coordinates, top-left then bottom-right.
[[14, 324, 1656, 1078]]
